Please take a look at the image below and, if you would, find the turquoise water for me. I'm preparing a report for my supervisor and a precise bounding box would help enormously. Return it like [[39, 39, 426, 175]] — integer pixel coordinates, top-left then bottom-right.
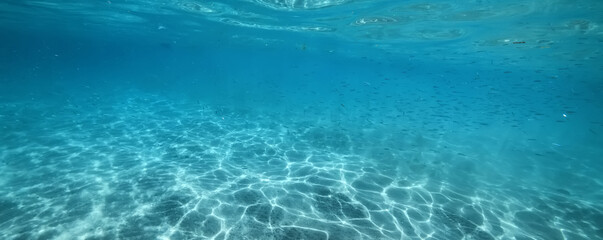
[[1, 0, 602, 239]]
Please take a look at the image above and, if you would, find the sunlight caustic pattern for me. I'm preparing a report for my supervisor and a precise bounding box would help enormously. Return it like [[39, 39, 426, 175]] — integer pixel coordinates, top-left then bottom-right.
[[1, 93, 599, 240]]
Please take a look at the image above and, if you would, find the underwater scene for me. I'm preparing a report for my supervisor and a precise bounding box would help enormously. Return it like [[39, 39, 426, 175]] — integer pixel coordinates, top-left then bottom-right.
[[0, 0, 602, 239]]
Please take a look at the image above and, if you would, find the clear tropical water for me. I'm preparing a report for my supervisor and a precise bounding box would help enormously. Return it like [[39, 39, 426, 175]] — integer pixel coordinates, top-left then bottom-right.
[[1, 0, 602, 239]]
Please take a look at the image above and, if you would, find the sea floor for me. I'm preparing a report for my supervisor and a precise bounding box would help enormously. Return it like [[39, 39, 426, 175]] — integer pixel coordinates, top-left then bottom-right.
[[0, 91, 601, 240]]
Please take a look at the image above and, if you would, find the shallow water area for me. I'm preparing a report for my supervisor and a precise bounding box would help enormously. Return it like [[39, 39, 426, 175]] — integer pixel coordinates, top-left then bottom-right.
[[1, 0, 602, 239]]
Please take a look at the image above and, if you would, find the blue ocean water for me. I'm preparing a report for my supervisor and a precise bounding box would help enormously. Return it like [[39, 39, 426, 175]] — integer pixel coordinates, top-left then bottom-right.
[[1, 0, 602, 239]]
